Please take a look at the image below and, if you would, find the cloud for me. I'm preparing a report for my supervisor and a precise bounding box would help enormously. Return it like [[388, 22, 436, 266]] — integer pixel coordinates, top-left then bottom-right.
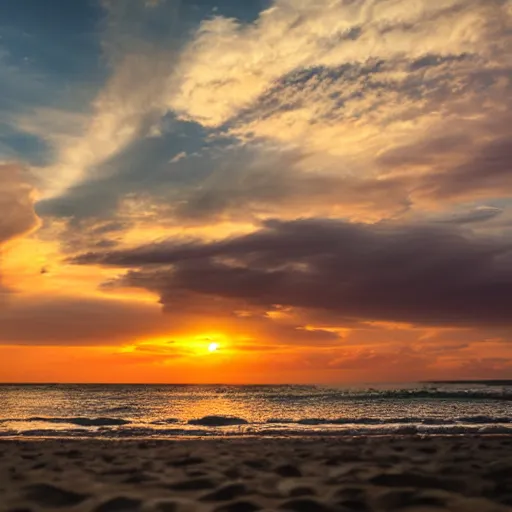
[[434, 207, 504, 225], [35, 116, 214, 222], [0, 163, 38, 246], [459, 357, 512, 374], [171, 145, 411, 223], [37, 52, 174, 199], [169, 0, 509, 127], [72, 218, 512, 327], [327, 347, 431, 372], [31, 0, 188, 200], [160, 0, 512, 213], [417, 136, 512, 201], [0, 162, 39, 303], [0, 295, 170, 345], [32, 0, 512, 236], [169, 151, 187, 163]]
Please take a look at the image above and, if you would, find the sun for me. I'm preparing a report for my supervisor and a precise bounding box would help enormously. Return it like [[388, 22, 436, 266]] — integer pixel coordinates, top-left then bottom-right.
[[208, 342, 219, 353]]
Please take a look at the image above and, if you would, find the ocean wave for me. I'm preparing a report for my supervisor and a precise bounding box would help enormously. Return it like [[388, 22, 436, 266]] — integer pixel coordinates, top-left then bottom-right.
[[265, 389, 512, 402], [2, 423, 512, 439], [0, 417, 131, 427], [151, 418, 180, 425], [1, 414, 510, 429], [369, 390, 512, 401], [267, 416, 512, 426], [187, 416, 249, 426]]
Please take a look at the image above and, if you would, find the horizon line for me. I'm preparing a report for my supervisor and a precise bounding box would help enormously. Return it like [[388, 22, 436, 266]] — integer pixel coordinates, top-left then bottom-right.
[[0, 380, 510, 386]]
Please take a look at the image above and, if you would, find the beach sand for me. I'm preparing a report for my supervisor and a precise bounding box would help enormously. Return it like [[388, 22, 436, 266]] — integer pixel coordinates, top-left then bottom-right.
[[1, 436, 511, 512]]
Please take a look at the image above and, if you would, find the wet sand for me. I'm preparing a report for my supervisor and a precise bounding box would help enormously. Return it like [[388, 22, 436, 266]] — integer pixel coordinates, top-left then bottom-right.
[[1, 436, 511, 511]]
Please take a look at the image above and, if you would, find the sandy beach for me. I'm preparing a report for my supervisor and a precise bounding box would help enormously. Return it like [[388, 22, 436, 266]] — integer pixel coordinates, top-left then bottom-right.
[[1, 436, 511, 512]]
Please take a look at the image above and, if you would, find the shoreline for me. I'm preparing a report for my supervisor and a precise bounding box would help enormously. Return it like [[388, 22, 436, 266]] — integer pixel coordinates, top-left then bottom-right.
[[1, 435, 511, 511], [2, 433, 512, 442]]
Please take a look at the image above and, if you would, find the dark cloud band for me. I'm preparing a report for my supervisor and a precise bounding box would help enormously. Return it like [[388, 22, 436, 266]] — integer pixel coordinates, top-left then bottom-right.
[[72, 218, 512, 327]]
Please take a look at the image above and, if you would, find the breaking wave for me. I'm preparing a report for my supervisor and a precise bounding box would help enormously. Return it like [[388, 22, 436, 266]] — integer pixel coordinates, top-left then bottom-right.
[[0, 414, 510, 439], [1, 423, 511, 439], [188, 416, 249, 426]]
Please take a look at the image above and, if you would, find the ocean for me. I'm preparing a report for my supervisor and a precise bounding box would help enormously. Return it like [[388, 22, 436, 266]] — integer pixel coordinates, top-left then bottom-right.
[[0, 382, 511, 438]]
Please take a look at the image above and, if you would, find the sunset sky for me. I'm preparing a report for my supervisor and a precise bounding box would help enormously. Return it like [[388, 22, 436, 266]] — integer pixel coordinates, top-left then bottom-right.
[[1, 0, 512, 383]]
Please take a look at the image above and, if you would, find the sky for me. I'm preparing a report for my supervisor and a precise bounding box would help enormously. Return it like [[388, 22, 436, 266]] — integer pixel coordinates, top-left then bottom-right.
[[1, 0, 512, 384]]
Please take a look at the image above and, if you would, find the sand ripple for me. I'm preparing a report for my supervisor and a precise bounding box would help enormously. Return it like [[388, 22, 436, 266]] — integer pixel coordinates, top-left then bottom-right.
[[1, 436, 511, 512]]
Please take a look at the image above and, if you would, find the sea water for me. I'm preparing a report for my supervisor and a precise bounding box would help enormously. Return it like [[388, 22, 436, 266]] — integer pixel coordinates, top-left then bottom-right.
[[0, 382, 510, 438]]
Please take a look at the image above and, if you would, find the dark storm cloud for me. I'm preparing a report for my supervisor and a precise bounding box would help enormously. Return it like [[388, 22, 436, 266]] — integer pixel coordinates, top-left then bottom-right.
[[72, 218, 512, 327]]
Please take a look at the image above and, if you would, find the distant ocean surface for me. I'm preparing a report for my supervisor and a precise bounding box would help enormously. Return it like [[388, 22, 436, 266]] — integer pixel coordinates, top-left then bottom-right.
[[1, 382, 511, 438]]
